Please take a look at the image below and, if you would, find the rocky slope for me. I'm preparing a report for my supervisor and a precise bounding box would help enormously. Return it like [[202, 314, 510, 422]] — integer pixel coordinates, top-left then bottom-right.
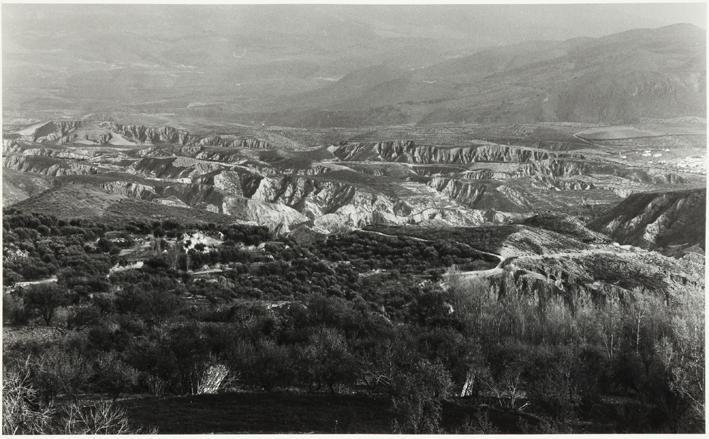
[[330, 141, 564, 164], [3, 120, 704, 237], [424, 220, 705, 314], [590, 188, 706, 254], [3, 155, 98, 177]]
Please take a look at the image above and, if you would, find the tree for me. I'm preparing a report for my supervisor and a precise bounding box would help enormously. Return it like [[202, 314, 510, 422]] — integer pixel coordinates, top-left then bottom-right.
[[3, 293, 29, 326], [232, 339, 294, 391], [378, 330, 453, 433], [599, 296, 623, 362], [654, 285, 705, 432], [390, 358, 453, 433], [89, 351, 140, 400], [115, 287, 181, 323], [300, 327, 357, 392], [30, 347, 90, 404], [22, 284, 68, 326]]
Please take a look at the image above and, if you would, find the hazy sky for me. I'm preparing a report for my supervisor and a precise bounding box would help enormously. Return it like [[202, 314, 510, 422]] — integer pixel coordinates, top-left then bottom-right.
[[568, 2, 706, 30], [3, 3, 707, 42]]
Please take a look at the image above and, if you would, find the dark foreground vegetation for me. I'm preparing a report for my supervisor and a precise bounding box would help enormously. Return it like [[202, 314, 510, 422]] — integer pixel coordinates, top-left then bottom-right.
[[2, 209, 704, 433]]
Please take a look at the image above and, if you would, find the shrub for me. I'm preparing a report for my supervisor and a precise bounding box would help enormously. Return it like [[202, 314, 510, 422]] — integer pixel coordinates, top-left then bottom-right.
[[3, 293, 29, 326], [2, 367, 53, 434], [67, 305, 102, 329], [115, 288, 181, 323], [29, 347, 90, 404], [196, 363, 230, 395], [390, 358, 453, 433], [233, 339, 295, 391], [22, 284, 69, 325], [88, 352, 140, 398], [299, 327, 358, 392], [60, 401, 133, 434]]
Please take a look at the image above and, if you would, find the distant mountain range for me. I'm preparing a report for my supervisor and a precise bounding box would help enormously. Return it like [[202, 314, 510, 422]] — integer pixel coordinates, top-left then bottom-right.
[[2, 3, 705, 128], [255, 24, 706, 127]]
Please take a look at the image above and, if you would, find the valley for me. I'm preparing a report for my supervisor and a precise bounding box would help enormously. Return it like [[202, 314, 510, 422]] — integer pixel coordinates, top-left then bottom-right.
[[2, 116, 705, 434], [2, 5, 706, 435]]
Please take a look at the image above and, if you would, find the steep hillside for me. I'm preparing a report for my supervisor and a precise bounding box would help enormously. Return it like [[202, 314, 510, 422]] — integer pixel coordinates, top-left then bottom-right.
[[590, 188, 706, 254], [2, 168, 52, 206]]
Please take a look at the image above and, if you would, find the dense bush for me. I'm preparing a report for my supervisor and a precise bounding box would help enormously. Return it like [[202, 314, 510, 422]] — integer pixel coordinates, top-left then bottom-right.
[[2, 210, 704, 433]]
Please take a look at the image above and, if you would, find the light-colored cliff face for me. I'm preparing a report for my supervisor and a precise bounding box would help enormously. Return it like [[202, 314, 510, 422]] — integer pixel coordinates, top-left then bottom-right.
[[19, 148, 98, 160], [428, 177, 487, 206], [531, 175, 595, 191], [251, 176, 358, 215], [222, 196, 309, 234], [100, 181, 157, 199], [10, 120, 277, 150], [110, 123, 198, 146], [15, 121, 82, 143], [517, 159, 588, 178], [213, 171, 244, 197], [110, 123, 272, 149], [217, 174, 506, 233], [330, 141, 568, 164], [4, 119, 701, 239]]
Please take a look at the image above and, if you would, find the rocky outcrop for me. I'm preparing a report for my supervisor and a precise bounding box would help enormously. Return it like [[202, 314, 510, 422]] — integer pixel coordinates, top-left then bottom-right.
[[219, 174, 505, 233], [129, 157, 227, 181], [3, 140, 22, 154], [100, 181, 157, 199], [460, 169, 497, 180], [16, 121, 81, 143], [110, 123, 198, 145], [12, 121, 275, 151], [222, 196, 309, 234], [444, 224, 703, 311], [198, 135, 270, 149], [110, 123, 271, 149], [517, 159, 588, 178], [331, 141, 567, 164], [5, 119, 699, 240], [3, 155, 97, 177], [428, 177, 487, 206], [523, 213, 610, 244], [251, 176, 358, 216], [532, 175, 595, 191], [213, 170, 244, 197]]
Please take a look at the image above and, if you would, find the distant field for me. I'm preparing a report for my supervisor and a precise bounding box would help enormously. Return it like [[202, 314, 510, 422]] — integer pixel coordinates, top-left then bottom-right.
[[576, 126, 661, 140]]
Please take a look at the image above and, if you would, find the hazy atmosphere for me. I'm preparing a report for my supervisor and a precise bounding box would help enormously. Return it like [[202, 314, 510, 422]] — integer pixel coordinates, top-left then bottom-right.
[[3, 3, 706, 126], [2, 3, 706, 436]]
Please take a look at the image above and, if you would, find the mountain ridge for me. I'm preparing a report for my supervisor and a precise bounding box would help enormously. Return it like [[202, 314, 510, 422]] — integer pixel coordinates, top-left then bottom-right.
[[251, 23, 705, 127]]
